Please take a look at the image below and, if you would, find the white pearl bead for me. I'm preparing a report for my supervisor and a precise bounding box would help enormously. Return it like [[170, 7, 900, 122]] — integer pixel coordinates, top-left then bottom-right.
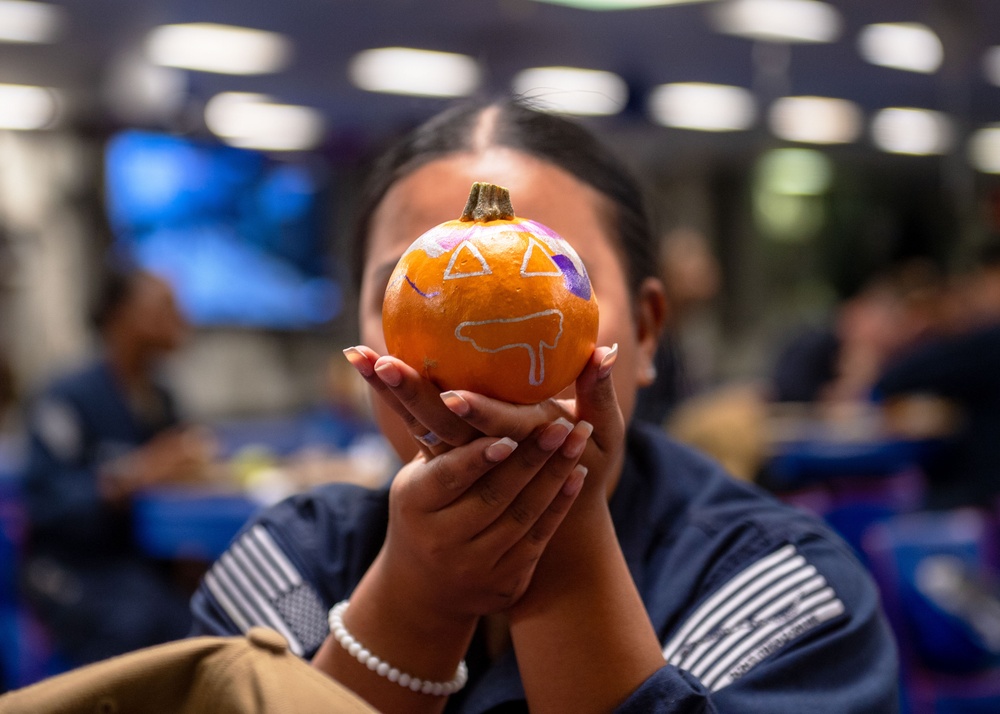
[[376, 662, 390, 677], [388, 668, 400, 683], [409, 678, 422, 692], [348, 642, 361, 657], [399, 673, 411, 688]]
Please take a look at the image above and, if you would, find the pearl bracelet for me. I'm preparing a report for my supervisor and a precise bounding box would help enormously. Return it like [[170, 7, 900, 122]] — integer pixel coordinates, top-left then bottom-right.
[[328, 600, 468, 696]]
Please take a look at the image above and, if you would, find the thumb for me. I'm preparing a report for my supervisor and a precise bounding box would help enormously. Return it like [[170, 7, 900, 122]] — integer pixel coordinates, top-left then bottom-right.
[[573, 344, 624, 451]]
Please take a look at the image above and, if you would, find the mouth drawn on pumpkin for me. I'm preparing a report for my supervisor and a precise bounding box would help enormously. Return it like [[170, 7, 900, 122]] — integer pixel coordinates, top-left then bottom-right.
[[454, 309, 564, 387]]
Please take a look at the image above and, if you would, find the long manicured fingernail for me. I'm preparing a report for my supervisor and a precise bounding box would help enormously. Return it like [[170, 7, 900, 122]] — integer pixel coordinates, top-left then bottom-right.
[[538, 417, 573, 451], [562, 420, 593, 459], [343, 347, 374, 379], [563, 465, 588, 496], [440, 391, 470, 417], [598, 344, 619, 380], [485, 437, 518, 463], [373, 359, 402, 387]]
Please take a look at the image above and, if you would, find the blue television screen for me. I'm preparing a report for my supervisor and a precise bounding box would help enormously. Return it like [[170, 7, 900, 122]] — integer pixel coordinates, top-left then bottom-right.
[[104, 130, 340, 329]]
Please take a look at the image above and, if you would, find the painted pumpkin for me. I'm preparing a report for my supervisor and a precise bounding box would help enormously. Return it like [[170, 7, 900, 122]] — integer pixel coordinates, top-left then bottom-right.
[[382, 182, 599, 404]]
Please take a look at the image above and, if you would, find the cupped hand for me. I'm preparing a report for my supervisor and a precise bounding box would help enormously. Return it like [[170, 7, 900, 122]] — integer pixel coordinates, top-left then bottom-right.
[[377, 416, 590, 618], [435, 344, 625, 502]]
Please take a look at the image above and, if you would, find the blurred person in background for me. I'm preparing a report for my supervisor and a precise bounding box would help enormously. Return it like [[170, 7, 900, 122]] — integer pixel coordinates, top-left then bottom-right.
[[874, 242, 1000, 510], [771, 258, 947, 406], [21, 265, 214, 666]]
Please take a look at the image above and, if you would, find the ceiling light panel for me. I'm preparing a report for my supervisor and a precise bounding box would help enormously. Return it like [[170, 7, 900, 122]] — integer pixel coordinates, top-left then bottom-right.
[[0, 0, 63, 43], [711, 0, 841, 44], [146, 23, 292, 75], [528, 0, 717, 9], [858, 23, 943, 74], [0, 83, 59, 129], [969, 125, 1000, 174], [872, 108, 953, 156], [205, 93, 325, 151], [648, 82, 756, 131], [512, 66, 628, 116], [769, 96, 862, 144], [349, 47, 480, 97]]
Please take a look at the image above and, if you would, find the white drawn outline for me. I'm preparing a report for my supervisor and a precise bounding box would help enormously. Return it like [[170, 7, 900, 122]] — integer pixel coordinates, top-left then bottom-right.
[[520, 238, 562, 277], [455, 309, 564, 386], [444, 241, 492, 279]]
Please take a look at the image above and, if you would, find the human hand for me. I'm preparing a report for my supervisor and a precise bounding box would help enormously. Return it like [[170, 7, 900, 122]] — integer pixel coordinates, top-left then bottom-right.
[[434, 344, 624, 505], [100, 427, 217, 500], [377, 415, 590, 619]]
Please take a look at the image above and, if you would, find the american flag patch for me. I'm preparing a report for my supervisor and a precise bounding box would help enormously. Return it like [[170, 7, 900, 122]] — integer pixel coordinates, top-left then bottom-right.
[[204, 525, 329, 655], [662, 544, 845, 692]]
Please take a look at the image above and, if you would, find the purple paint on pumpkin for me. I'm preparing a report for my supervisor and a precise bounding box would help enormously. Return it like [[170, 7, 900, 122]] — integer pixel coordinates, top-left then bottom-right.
[[523, 219, 562, 241], [404, 275, 440, 299], [552, 255, 591, 300]]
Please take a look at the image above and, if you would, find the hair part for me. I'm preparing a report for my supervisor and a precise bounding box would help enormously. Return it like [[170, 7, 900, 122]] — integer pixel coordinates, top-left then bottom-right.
[[349, 97, 658, 300]]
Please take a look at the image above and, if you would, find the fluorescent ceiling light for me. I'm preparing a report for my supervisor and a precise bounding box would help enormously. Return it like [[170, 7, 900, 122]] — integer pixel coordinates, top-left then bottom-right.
[[205, 93, 325, 151], [983, 46, 1000, 87], [0, 0, 63, 43], [648, 82, 756, 131], [969, 125, 1000, 174], [146, 23, 292, 75], [528, 0, 717, 8], [757, 148, 832, 196], [858, 23, 943, 74], [0, 83, 59, 129], [769, 96, 862, 144], [349, 47, 480, 98], [711, 0, 841, 43], [872, 108, 953, 156], [512, 66, 628, 116]]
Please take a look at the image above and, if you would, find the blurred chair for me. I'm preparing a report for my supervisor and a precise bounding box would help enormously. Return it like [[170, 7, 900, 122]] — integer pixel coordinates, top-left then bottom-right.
[[779, 468, 926, 568], [0, 443, 65, 691], [862, 509, 1000, 714]]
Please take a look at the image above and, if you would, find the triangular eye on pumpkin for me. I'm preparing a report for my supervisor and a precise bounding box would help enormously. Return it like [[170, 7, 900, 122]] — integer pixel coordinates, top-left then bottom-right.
[[382, 182, 600, 404], [444, 241, 492, 279]]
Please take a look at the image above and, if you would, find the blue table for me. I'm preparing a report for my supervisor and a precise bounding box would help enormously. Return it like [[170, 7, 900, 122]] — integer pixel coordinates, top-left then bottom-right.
[[132, 488, 262, 561]]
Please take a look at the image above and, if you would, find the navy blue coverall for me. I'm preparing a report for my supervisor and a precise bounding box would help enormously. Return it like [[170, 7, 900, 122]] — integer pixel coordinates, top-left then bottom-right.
[[191, 422, 899, 712]]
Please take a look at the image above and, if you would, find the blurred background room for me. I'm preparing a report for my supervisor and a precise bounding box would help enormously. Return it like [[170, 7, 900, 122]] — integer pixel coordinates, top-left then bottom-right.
[[2, 0, 1000, 711]]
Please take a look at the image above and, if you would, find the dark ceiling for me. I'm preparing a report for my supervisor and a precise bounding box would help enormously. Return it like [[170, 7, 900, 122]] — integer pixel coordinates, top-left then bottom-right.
[[2, 0, 1000, 159]]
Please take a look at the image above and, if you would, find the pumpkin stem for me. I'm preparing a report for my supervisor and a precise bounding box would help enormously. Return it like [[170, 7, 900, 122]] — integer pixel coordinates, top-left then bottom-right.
[[460, 182, 515, 222]]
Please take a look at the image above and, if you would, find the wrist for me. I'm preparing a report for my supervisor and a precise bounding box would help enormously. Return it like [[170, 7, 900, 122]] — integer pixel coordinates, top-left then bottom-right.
[[341, 551, 478, 678]]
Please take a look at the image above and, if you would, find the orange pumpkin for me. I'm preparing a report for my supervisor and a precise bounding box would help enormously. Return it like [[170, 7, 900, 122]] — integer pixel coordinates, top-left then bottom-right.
[[382, 182, 600, 404]]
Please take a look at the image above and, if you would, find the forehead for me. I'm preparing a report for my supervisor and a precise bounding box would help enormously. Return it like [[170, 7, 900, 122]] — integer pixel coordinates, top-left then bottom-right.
[[366, 149, 618, 271]]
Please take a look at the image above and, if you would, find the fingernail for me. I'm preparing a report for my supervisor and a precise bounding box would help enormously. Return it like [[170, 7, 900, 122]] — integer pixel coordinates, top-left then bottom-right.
[[343, 347, 374, 379], [538, 417, 573, 451], [562, 465, 588, 496], [373, 359, 402, 387], [485, 437, 518, 463], [440, 391, 470, 417], [598, 344, 619, 380], [562, 420, 593, 459]]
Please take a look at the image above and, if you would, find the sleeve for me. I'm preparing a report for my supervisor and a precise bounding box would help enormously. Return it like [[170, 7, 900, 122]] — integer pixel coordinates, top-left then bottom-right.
[[189, 485, 388, 660], [22, 397, 108, 546], [615, 534, 899, 713]]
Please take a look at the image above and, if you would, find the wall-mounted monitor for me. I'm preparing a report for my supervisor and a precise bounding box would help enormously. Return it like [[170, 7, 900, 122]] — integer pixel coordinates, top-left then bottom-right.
[[105, 130, 340, 329]]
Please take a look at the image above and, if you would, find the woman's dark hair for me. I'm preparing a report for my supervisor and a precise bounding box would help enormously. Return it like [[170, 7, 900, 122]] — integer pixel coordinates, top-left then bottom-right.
[[350, 97, 658, 299], [90, 263, 142, 331]]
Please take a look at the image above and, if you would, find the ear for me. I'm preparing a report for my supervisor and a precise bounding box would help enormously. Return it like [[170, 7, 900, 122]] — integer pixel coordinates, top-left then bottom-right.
[[634, 277, 669, 388]]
